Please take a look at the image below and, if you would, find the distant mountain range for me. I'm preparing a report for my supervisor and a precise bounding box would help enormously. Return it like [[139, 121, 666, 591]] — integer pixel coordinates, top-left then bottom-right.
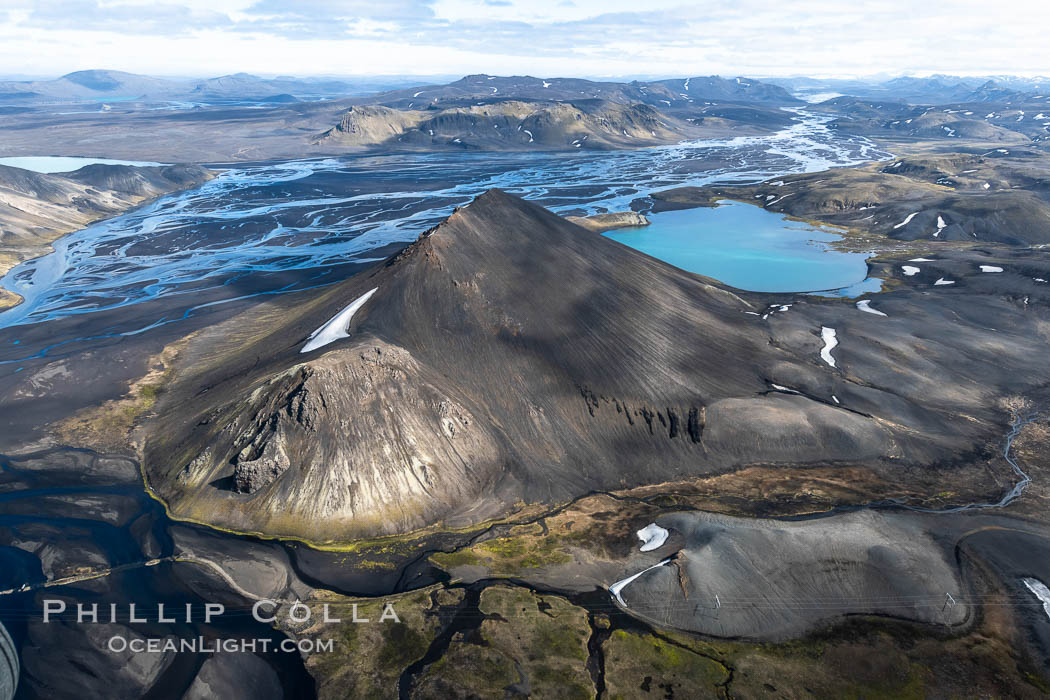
[[767, 74, 1050, 105], [0, 70, 452, 105], [0, 69, 802, 108], [7, 69, 1045, 111], [1, 69, 1047, 160]]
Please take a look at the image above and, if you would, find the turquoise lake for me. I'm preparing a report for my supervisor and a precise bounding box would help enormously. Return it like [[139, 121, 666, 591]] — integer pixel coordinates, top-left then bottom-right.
[[604, 200, 875, 294]]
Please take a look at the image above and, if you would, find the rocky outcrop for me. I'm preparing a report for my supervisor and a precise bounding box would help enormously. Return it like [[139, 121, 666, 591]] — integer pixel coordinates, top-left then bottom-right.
[[160, 340, 503, 536], [565, 211, 650, 232], [319, 105, 424, 146]]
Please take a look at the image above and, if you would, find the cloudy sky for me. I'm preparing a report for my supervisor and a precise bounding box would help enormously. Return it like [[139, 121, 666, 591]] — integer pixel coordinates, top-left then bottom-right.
[[2, 0, 1048, 79]]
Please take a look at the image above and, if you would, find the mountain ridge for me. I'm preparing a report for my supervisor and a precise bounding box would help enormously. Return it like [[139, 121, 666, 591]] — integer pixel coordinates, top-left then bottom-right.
[[314, 99, 725, 150]]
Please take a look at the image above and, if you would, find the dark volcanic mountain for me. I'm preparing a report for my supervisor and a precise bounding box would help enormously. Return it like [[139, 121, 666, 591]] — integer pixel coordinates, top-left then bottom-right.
[[141, 191, 1050, 541]]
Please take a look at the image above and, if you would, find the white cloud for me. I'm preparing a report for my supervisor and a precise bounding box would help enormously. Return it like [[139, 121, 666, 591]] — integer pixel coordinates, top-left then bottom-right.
[[1, 0, 1048, 78]]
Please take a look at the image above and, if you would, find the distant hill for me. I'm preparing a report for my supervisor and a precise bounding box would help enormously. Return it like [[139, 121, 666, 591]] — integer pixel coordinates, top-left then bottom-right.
[[313, 99, 737, 151], [188, 73, 362, 100], [648, 75, 799, 104], [814, 95, 1049, 144], [0, 69, 182, 101], [963, 79, 1032, 103], [361, 73, 802, 110]]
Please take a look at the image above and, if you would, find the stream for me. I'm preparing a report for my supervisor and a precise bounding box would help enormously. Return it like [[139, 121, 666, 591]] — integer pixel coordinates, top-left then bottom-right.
[[0, 110, 885, 354]]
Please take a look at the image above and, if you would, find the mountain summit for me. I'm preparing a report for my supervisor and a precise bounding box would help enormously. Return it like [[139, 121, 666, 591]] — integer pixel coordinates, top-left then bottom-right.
[[141, 190, 1036, 540]]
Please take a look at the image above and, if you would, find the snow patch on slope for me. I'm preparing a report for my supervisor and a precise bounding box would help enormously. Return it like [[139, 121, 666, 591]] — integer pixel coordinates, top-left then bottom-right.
[[636, 524, 670, 552], [301, 288, 379, 353], [820, 326, 838, 368], [856, 300, 887, 316]]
